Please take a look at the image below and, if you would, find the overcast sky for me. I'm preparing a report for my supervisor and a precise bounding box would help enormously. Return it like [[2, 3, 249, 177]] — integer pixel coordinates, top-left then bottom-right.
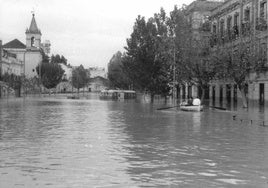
[[0, 0, 193, 69]]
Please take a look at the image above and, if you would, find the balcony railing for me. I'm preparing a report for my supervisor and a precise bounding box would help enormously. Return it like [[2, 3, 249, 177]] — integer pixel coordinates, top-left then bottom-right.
[[199, 21, 211, 32], [209, 26, 240, 47], [241, 21, 252, 36], [255, 17, 268, 31]]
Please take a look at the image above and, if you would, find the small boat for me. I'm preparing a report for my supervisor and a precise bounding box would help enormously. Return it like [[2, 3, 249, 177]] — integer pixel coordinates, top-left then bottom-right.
[[67, 95, 80, 99], [180, 105, 203, 112]]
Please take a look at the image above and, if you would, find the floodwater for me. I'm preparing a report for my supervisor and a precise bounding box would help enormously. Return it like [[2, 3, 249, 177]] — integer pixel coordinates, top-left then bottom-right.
[[0, 95, 268, 188]]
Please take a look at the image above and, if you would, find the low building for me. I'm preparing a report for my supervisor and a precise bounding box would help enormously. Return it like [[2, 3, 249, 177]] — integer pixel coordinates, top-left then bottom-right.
[[89, 76, 108, 92], [88, 67, 108, 92], [55, 64, 73, 93]]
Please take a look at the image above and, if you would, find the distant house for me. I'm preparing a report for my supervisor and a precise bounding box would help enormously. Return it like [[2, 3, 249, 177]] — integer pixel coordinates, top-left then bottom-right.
[[89, 76, 108, 92], [55, 63, 73, 93], [88, 67, 108, 92]]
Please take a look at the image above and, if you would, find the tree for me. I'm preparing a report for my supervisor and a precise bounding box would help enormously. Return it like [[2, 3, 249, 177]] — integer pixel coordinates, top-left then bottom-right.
[[214, 33, 265, 108], [72, 65, 90, 93], [108, 51, 130, 89], [36, 51, 65, 90], [36, 62, 65, 90], [186, 39, 217, 102], [51, 54, 67, 65], [168, 6, 194, 94], [122, 9, 171, 102], [1, 73, 22, 97], [167, 6, 217, 102]]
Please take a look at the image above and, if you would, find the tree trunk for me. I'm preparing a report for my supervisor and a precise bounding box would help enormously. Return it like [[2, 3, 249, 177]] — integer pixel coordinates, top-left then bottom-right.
[[150, 93, 154, 103], [164, 95, 168, 103], [200, 87, 205, 104], [239, 85, 248, 108]]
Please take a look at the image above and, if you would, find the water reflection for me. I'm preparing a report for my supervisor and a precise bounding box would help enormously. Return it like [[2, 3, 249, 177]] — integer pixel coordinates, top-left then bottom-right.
[[0, 97, 268, 187]]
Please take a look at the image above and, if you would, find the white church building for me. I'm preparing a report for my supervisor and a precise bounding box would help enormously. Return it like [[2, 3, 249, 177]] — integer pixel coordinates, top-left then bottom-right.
[[2, 13, 50, 78]]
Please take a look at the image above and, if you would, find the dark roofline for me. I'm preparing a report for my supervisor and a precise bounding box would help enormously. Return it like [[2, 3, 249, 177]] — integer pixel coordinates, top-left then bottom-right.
[[3, 39, 26, 49], [187, 0, 223, 12]]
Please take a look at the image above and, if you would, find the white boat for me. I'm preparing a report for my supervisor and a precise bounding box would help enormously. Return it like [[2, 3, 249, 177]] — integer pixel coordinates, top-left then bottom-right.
[[180, 105, 203, 112]]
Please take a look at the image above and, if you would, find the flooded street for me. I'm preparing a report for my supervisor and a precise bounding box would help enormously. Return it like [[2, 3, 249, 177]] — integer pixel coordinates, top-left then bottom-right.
[[0, 96, 268, 187]]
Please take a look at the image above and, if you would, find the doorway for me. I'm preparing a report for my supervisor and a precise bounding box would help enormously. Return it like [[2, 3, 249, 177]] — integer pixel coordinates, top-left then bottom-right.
[[233, 85, 237, 102], [219, 85, 223, 104], [226, 84, 231, 103], [259, 83, 265, 105], [212, 86, 216, 102]]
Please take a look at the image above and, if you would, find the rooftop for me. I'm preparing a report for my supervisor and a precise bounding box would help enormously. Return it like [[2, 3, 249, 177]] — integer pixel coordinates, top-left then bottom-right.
[[3, 39, 26, 49], [187, 0, 224, 12], [26, 14, 41, 35]]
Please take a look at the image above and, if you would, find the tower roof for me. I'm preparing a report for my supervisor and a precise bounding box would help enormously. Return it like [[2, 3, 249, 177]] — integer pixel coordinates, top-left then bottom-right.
[[3, 39, 26, 49], [26, 13, 41, 35]]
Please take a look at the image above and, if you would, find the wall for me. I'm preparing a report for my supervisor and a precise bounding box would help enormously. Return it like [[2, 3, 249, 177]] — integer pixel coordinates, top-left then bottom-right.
[[24, 51, 42, 78]]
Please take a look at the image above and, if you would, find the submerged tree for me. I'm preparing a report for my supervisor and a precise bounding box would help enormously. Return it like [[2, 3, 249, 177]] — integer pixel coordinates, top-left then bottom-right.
[[108, 51, 131, 89], [72, 65, 90, 93], [36, 51, 65, 90], [167, 6, 217, 102], [214, 34, 265, 108], [36, 62, 65, 90], [122, 9, 171, 101], [1, 73, 22, 96]]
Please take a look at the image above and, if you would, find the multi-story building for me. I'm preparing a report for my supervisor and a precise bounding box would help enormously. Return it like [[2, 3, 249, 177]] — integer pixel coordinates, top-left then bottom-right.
[[0, 40, 23, 97], [179, 0, 224, 99], [1, 49, 23, 76], [209, 0, 268, 104]]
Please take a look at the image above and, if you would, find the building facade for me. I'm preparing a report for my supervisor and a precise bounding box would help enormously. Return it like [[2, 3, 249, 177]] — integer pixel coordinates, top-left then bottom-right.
[[209, 0, 268, 104], [179, 0, 224, 99], [2, 13, 50, 78], [1, 49, 23, 76], [88, 67, 108, 92]]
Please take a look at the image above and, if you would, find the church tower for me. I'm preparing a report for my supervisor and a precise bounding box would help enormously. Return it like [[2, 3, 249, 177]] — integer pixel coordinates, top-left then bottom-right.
[[25, 13, 42, 49]]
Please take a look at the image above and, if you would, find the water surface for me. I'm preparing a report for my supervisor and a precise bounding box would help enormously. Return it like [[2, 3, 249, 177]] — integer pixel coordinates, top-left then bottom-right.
[[0, 96, 268, 187]]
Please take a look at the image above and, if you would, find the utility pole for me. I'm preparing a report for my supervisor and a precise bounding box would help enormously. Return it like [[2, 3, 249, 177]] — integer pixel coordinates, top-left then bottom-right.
[[173, 36, 176, 104]]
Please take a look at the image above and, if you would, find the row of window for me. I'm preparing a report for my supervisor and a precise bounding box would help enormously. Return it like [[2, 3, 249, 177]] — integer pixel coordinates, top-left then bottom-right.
[[211, 1, 267, 35]]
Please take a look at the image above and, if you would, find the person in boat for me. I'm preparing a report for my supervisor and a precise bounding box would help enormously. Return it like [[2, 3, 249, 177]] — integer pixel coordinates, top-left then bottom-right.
[[187, 97, 193, 106], [180, 99, 188, 106], [192, 97, 201, 106]]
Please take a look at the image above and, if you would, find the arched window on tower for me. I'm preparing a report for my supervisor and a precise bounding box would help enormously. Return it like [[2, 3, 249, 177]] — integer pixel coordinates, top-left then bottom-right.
[[31, 37, 35, 47]]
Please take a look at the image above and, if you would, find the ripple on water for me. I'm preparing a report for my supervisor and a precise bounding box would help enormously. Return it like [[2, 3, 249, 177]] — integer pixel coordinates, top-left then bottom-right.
[[198, 172, 218, 177], [216, 178, 247, 185], [1, 98, 268, 187]]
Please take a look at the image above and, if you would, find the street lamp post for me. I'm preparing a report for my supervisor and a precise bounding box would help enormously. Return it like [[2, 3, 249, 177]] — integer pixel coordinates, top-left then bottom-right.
[[173, 36, 176, 103]]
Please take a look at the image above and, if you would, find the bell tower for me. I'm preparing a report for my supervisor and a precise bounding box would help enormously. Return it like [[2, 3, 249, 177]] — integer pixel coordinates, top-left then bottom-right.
[[25, 13, 42, 49]]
